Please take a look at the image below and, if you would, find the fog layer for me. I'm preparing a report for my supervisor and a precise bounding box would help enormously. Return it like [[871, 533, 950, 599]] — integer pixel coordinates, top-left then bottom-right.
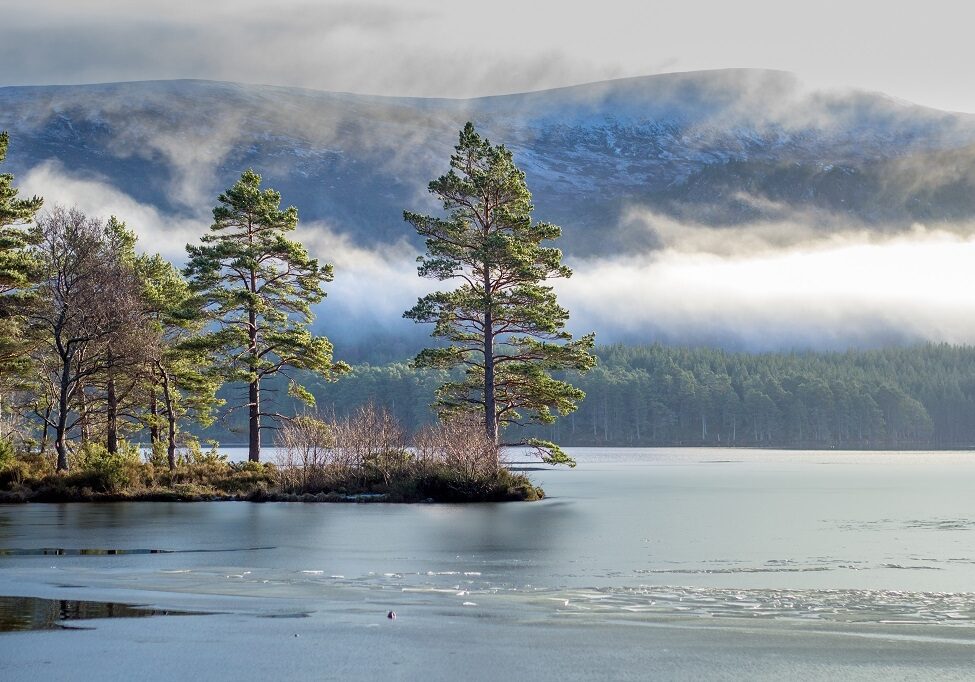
[[19, 163, 975, 353]]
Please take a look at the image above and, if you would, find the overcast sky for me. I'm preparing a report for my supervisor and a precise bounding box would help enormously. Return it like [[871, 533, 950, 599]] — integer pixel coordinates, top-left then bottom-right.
[[4, 0, 974, 112]]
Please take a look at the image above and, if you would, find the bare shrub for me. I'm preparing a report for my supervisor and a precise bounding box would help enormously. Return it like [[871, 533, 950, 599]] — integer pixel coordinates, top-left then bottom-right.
[[414, 414, 500, 480], [269, 405, 535, 501], [331, 403, 408, 486], [274, 404, 409, 492], [274, 415, 333, 492]]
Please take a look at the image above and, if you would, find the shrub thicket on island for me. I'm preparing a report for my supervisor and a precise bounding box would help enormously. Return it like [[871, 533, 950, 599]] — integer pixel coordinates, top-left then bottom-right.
[[275, 404, 541, 502], [0, 405, 542, 503]]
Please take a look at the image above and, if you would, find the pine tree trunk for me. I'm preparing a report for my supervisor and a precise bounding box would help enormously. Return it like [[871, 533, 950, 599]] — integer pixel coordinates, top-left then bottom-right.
[[55, 357, 72, 471], [149, 391, 159, 445], [482, 272, 497, 452], [167, 414, 177, 471], [40, 405, 51, 455], [249, 378, 260, 462], [55, 431, 69, 472], [106, 375, 118, 454], [158, 365, 177, 471], [248, 264, 261, 462]]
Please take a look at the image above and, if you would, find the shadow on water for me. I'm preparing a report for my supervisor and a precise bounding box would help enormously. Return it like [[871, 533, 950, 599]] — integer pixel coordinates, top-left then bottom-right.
[[506, 461, 556, 472], [0, 596, 208, 632], [0, 548, 172, 556], [0, 546, 275, 556]]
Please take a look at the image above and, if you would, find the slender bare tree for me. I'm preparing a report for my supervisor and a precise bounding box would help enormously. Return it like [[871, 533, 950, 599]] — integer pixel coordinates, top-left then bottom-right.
[[28, 207, 144, 470]]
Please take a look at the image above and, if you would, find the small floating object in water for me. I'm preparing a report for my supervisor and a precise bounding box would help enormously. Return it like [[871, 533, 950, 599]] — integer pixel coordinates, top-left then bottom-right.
[[294, 633, 300, 638], [387, 610, 396, 620]]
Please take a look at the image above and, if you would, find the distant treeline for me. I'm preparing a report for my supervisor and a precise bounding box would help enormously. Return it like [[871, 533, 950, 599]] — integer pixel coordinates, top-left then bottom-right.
[[253, 344, 975, 450]]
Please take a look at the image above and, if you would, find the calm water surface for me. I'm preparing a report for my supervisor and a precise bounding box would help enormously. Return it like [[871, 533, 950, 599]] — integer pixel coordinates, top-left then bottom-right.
[[3, 448, 975, 680]]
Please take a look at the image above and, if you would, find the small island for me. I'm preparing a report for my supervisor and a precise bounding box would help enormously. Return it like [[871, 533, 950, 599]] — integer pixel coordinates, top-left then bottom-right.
[[0, 125, 590, 503], [0, 407, 543, 504]]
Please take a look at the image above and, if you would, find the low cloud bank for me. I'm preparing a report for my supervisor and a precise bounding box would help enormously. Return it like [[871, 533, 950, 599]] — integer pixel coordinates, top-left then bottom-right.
[[20, 162, 975, 352], [561, 223, 975, 350], [20, 162, 207, 258]]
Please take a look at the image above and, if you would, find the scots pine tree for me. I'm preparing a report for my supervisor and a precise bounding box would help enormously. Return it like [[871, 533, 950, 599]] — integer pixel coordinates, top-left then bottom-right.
[[0, 132, 43, 392], [184, 170, 346, 462], [404, 123, 595, 466], [137, 253, 222, 469], [0, 132, 42, 300]]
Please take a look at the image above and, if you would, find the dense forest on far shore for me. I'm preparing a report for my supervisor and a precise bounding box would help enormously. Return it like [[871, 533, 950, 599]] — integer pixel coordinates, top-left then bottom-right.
[[235, 343, 975, 450]]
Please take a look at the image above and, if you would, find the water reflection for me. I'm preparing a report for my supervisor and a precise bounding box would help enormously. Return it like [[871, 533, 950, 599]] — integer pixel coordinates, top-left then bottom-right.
[[0, 547, 274, 556], [0, 596, 206, 632], [0, 548, 173, 556]]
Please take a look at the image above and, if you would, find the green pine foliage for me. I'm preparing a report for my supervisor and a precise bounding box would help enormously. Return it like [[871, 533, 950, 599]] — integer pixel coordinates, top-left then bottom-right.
[[184, 169, 347, 461], [404, 123, 595, 466], [0, 132, 43, 381], [137, 253, 223, 469], [0, 132, 43, 296]]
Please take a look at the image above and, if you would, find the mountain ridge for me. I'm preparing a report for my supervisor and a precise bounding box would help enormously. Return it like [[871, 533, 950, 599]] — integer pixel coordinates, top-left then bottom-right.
[[4, 68, 968, 117], [3, 69, 975, 259]]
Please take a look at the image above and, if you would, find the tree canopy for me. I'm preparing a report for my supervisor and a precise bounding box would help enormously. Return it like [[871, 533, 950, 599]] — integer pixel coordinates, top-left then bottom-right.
[[0, 131, 43, 391], [404, 123, 595, 465], [184, 169, 347, 461]]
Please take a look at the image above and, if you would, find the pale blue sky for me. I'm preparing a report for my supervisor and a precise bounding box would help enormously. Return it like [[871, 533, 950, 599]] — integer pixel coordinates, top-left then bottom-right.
[[4, 0, 974, 112]]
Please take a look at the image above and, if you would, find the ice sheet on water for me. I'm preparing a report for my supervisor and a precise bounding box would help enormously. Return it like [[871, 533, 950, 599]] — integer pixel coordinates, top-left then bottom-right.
[[535, 585, 975, 625]]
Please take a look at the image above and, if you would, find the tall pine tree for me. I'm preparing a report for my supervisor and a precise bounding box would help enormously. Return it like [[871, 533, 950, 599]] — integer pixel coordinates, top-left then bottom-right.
[[184, 170, 346, 462], [0, 132, 43, 412], [0, 132, 42, 300], [137, 253, 222, 469], [404, 123, 595, 466]]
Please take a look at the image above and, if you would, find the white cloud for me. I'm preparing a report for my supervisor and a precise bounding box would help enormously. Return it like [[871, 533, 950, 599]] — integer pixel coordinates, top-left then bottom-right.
[[20, 162, 207, 259], [296, 221, 433, 325], [560, 227, 975, 349]]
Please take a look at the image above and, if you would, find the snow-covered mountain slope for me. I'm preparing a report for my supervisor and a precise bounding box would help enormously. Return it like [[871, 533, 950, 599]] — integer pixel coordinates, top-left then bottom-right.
[[3, 69, 975, 256]]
